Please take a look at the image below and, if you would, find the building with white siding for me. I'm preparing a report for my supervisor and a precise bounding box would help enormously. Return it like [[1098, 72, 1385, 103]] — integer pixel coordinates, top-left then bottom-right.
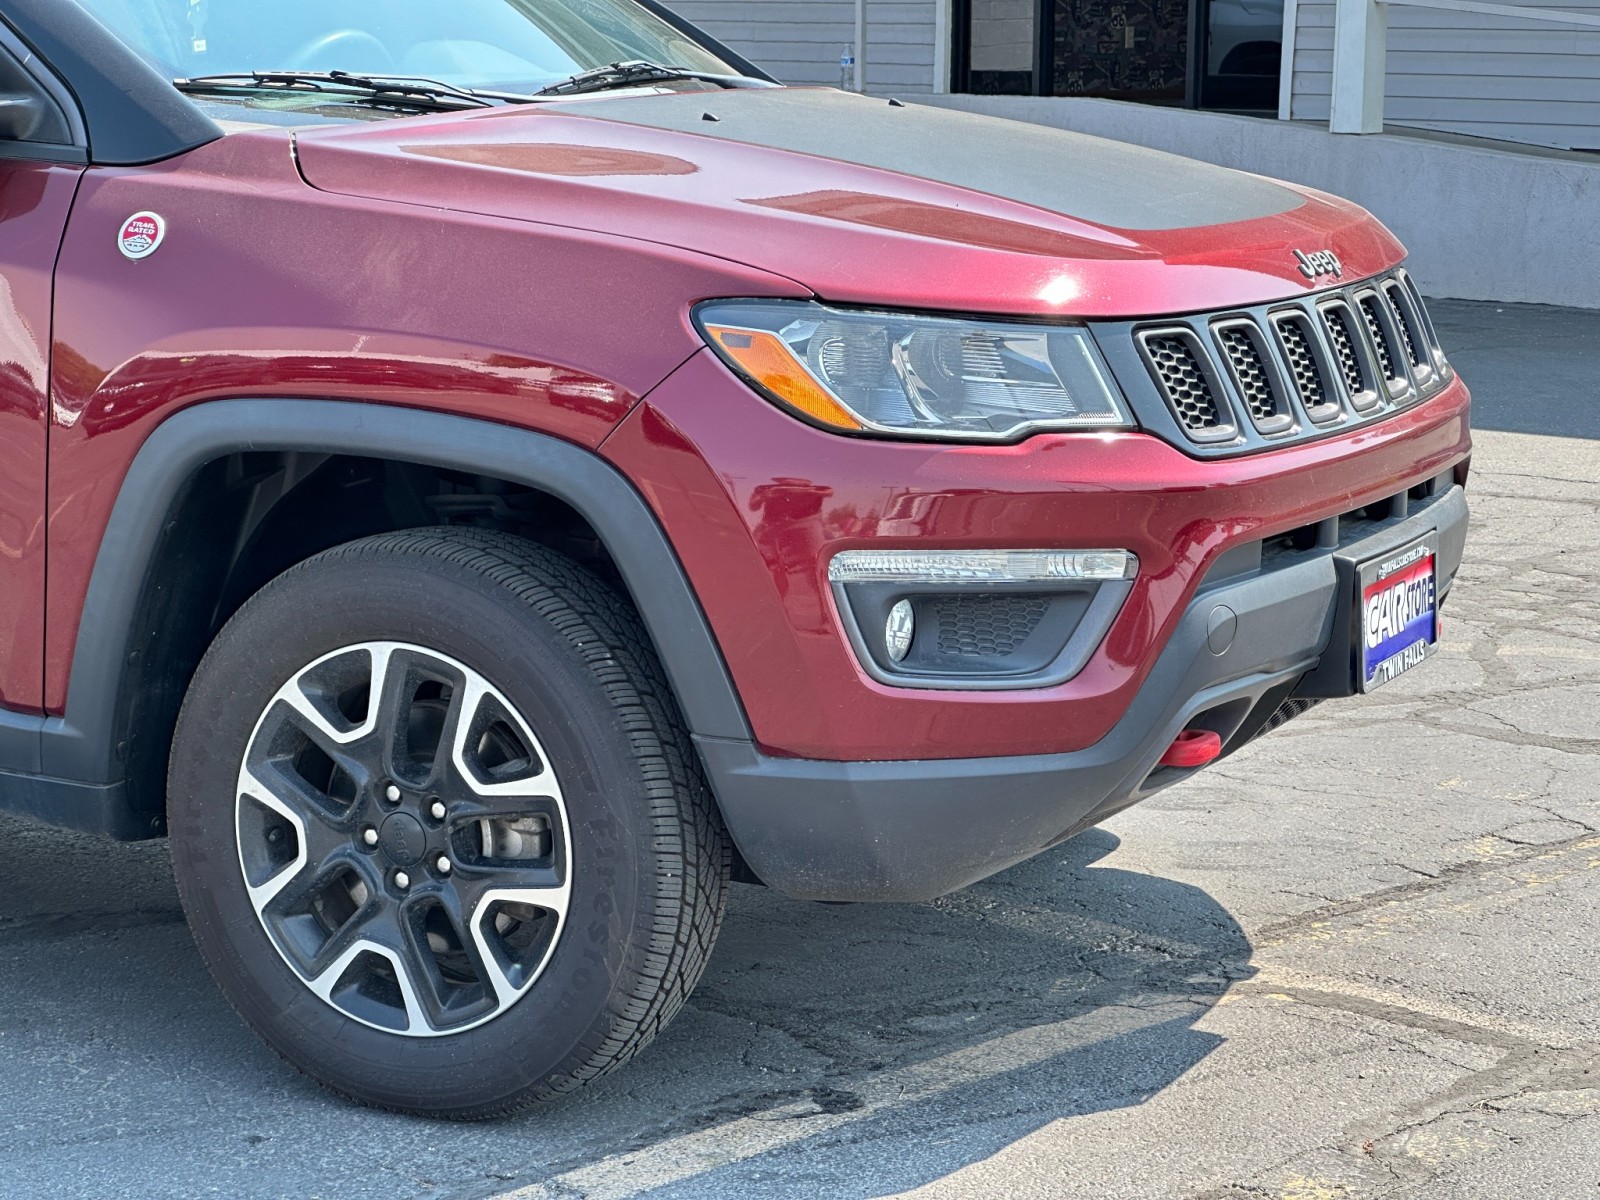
[[672, 0, 1600, 152], [1286, 0, 1600, 150], [674, 0, 945, 92]]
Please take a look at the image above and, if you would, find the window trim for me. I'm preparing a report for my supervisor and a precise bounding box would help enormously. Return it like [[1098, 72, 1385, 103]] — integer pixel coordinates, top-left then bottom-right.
[[0, 18, 88, 164], [0, 0, 221, 168]]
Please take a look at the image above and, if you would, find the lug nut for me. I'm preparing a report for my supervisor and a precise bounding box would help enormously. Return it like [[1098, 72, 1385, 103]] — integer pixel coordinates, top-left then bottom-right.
[[436, 856, 452, 875], [384, 784, 401, 803], [394, 871, 410, 890], [430, 800, 446, 821], [361, 827, 379, 846]]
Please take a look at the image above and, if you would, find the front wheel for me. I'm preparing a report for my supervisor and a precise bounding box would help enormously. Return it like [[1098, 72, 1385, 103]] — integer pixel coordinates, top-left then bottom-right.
[[169, 530, 730, 1117]]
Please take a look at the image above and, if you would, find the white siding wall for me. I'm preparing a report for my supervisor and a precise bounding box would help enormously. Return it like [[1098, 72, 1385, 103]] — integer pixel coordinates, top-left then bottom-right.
[[865, 0, 941, 90], [1290, 2, 1600, 150], [670, 0, 942, 92]]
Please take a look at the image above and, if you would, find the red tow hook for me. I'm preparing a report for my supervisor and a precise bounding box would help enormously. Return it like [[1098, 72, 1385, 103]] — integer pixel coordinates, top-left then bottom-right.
[[1160, 728, 1223, 769]]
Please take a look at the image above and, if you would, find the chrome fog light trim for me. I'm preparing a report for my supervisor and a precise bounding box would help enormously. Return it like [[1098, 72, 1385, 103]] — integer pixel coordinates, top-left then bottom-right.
[[828, 549, 1138, 585], [885, 599, 915, 662]]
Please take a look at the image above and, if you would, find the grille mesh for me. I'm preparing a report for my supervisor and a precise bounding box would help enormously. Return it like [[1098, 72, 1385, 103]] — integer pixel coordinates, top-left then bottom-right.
[[1322, 305, 1367, 395], [1359, 295, 1400, 381], [1143, 334, 1224, 431], [935, 595, 1050, 658], [1385, 284, 1425, 368], [1275, 316, 1329, 412], [1217, 326, 1278, 425]]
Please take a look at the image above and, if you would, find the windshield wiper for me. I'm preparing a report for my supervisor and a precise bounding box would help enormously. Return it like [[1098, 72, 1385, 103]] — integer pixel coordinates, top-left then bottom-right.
[[173, 71, 533, 111], [534, 60, 772, 98]]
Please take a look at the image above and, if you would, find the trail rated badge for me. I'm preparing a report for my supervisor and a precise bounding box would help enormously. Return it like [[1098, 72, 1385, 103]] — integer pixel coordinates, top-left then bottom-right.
[[118, 212, 166, 261]]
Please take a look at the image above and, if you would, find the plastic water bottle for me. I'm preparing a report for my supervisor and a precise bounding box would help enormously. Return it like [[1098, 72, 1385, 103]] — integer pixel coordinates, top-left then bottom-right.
[[839, 47, 856, 91]]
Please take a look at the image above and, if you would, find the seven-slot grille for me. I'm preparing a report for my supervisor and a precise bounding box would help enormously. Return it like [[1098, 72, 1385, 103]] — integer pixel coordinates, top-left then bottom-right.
[[1132, 269, 1449, 450]]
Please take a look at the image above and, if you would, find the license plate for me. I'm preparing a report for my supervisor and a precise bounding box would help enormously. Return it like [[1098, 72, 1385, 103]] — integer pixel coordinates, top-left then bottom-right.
[[1358, 533, 1439, 692]]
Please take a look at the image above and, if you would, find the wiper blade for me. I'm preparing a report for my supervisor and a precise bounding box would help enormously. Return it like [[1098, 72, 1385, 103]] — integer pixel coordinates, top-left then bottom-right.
[[534, 59, 771, 98], [173, 71, 529, 110]]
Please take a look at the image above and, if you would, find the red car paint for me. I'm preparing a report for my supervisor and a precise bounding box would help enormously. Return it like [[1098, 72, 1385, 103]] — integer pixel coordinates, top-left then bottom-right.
[[606, 352, 1468, 760], [0, 162, 80, 713], [17, 92, 1466, 768], [290, 99, 1406, 318], [42, 130, 803, 711]]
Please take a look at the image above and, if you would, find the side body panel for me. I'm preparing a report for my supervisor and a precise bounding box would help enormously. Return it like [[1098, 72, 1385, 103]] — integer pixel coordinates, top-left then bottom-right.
[[0, 161, 80, 712], [45, 130, 806, 712]]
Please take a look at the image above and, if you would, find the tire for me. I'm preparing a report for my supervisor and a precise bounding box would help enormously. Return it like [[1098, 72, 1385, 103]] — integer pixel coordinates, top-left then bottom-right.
[[168, 529, 730, 1117]]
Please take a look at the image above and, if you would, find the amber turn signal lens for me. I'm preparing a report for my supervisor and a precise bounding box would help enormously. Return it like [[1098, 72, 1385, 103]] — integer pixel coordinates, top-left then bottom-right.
[[703, 325, 865, 432]]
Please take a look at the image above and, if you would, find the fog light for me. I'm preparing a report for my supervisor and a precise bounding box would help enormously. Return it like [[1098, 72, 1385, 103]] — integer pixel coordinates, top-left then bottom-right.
[[885, 600, 915, 662]]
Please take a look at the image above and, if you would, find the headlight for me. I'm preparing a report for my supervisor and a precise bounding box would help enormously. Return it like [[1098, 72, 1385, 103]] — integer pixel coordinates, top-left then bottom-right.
[[694, 301, 1133, 442]]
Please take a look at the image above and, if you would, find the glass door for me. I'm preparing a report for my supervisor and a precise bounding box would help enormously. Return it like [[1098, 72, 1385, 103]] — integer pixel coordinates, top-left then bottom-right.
[[954, 0, 1043, 94], [1197, 0, 1284, 111], [1051, 0, 1191, 103], [953, 0, 1282, 110]]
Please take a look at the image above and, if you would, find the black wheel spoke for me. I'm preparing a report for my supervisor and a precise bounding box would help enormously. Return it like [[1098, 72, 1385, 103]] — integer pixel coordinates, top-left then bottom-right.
[[445, 675, 554, 799], [437, 871, 568, 1010], [303, 919, 431, 1036], [372, 647, 472, 791]]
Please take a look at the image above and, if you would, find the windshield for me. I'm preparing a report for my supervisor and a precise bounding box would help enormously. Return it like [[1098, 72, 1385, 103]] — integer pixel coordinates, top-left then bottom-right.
[[76, 0, 738, 95]]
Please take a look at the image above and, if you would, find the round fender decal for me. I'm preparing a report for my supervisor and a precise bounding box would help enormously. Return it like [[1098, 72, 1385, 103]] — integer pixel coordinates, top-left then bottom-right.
[[118, 212, 167, 261]]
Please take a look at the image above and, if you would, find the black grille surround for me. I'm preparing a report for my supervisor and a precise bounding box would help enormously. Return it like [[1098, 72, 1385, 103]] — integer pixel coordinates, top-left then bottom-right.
[[1105, 269, 1453, 458]]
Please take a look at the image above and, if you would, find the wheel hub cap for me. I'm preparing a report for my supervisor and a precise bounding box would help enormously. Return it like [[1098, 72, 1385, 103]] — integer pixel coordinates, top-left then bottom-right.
[[377, 812, 427, 866]]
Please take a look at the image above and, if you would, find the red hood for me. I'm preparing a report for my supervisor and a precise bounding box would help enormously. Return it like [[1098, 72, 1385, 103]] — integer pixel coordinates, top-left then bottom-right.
[[293, 88, 1405, 319]]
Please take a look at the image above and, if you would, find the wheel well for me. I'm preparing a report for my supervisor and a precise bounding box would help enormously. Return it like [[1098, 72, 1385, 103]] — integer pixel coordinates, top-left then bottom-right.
[[120, 452, 629, 830]]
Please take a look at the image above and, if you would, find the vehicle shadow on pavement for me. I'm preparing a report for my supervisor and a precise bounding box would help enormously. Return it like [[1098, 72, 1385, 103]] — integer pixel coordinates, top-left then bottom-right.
[[537, 828, 1255, 1200], [0, 816, 1252, 1200]]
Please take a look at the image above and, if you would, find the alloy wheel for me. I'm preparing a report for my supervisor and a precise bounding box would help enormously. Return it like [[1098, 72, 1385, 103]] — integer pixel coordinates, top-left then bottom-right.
[[234, 642, 571, 1037]]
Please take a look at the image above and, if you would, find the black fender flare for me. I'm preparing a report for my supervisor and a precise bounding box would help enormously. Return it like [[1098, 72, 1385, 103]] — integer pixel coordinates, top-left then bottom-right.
[[15, 399, 751, 836]]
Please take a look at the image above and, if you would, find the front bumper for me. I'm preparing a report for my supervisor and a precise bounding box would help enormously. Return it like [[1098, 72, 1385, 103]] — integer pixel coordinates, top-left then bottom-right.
[[605, 351, 1472, 763], [699, 483, 1468, 902]]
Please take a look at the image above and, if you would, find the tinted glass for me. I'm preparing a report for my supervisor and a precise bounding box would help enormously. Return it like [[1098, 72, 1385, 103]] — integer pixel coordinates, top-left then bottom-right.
[[75, 0, 734, 92]]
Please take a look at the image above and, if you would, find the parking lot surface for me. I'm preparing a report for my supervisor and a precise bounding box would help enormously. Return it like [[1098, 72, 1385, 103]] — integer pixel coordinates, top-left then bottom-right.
[[1, 300, 1596, 1200]]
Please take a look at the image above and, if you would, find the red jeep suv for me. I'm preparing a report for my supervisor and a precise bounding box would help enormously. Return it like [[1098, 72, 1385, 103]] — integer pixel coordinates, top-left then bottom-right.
[[0, 0, 1469, 1116]]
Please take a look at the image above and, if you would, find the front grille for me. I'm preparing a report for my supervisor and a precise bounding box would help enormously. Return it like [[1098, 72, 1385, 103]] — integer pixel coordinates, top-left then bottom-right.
[[1383, 277, 1438, 386], [1120, 268, 1451, 455], [1320, 301, 1370, 399], [1140, 331, 1227, 433], [1272, 313, 1339, 423], [934, 595, 1050, 658], [1359, 296, 1396, 378], [1216, 323, 1286, 430], [1383, 282, 1421, 367], [1359, 292, 1406, 390]]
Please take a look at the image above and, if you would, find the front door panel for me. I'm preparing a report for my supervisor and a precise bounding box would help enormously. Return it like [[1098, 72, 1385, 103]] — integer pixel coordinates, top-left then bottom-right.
[[0, 161, 80, 711]]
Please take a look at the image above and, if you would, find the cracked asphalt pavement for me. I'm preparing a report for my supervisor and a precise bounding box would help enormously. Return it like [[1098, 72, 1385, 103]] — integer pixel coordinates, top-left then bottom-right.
[[2, 300, 1597, 1200]]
